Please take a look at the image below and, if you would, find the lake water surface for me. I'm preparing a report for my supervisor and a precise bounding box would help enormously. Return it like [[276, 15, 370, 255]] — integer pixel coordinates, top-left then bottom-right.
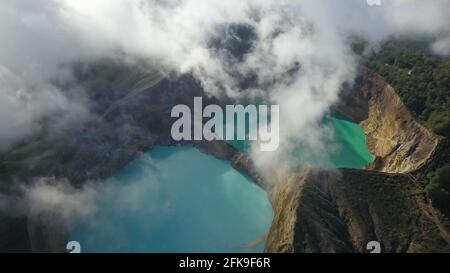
[[72, 116, 372, 252]]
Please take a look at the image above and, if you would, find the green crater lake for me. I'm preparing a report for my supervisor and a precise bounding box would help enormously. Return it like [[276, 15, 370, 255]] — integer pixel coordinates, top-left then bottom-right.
[[72, 116, 372, 253]]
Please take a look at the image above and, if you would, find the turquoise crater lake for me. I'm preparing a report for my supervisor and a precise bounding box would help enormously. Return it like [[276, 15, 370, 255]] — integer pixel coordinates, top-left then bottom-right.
[[72, 116, 373, 253], [72, 146, 274, 253]]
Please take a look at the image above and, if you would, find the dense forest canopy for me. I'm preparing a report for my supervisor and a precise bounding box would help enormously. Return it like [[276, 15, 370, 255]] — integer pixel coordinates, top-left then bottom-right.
[[366, 40, 450, 138]]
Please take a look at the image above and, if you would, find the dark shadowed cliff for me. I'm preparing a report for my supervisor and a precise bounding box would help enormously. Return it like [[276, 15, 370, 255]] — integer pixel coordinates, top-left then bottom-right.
[[264, 168, 450, 253]]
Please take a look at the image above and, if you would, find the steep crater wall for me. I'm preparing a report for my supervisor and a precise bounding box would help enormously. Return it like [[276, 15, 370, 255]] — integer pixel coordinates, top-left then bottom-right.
[[335, 68, 441, 174], [263, 167, 450, 253]]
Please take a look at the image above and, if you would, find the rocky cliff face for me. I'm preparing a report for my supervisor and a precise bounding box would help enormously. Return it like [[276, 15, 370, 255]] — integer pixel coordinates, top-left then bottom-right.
[[335, 68, 441, 174], [264, 167, 450, 253], [262, 68, 449, 253]]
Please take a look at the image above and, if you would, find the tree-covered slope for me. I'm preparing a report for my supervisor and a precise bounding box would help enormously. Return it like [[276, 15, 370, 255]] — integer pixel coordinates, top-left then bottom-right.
[[366, 40, 450, 138]]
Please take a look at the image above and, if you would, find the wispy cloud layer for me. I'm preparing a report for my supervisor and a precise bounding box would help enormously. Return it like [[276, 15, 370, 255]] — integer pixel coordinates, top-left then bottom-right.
[[0, 1, 449, 243], [0, 0, 448, 159]]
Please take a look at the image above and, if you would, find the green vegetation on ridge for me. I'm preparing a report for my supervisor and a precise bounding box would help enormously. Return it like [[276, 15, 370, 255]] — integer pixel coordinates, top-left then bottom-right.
[[365, 40, 450, 217], [425, 165, 450, 216], [366, 41, 450, 137]]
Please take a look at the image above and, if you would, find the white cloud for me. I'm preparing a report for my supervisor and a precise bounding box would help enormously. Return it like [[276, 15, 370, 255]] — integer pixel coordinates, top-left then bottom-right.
[[24, 178, 97, 222], [0, 0, 448, 160], [0, 1, 448, 241]]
